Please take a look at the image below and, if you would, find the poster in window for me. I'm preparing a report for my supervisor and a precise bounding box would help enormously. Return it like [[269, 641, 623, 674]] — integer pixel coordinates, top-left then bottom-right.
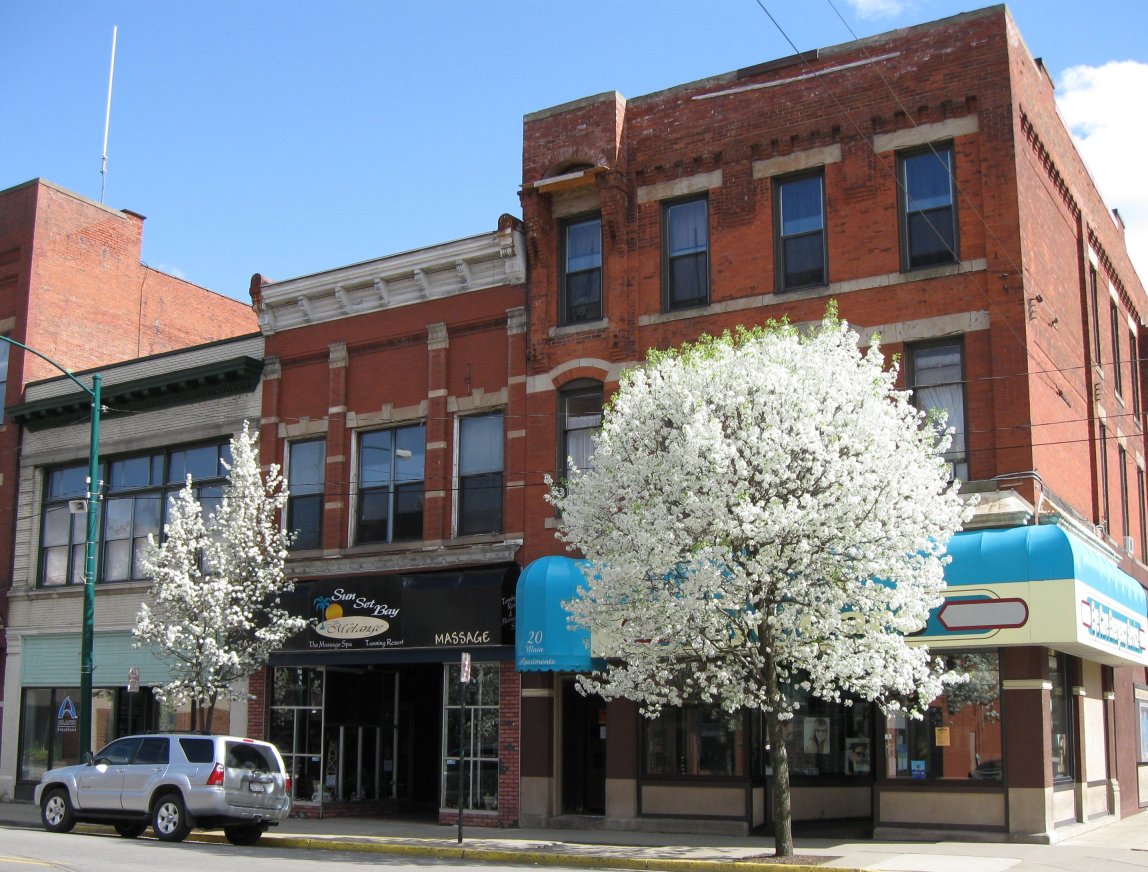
[[845, 738, 870, 775], [803, 717, 830, 754]]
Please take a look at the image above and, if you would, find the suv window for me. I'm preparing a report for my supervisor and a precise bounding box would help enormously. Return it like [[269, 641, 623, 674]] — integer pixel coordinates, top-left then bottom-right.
[[96, 737, 141, 765], [179, 738, 215, 763], [226, 742, 277, 772], [135, 737, 170, 765]]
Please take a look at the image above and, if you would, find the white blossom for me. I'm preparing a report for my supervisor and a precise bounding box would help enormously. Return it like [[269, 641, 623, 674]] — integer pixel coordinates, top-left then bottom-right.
[[549, 314, 972, 854], [134, 422, 305, 730]]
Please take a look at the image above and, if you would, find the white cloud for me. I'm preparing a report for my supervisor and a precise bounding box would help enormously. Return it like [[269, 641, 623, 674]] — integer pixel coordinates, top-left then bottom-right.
[[1056, 61, 1148, 282], [844, 0, 907, 19]]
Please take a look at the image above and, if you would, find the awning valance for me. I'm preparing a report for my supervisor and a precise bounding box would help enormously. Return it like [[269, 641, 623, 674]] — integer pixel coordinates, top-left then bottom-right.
[[921, 524, 1148, 666], [515, 556, 600, 672]]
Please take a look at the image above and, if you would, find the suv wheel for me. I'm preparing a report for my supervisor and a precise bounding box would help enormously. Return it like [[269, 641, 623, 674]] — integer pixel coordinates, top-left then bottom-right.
[[115, 821, 148, 838], [223, 824, 265, 846], [152, 792, 191, 842], [41, 788, 76, 833]]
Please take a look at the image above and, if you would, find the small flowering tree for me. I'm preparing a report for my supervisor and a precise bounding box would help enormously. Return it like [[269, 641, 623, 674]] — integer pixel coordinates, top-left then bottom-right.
[[135, 422, 306, 732], [550, 314, 971, 856]]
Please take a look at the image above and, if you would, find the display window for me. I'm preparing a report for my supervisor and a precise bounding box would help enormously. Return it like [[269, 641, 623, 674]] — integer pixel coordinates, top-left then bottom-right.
[[883, 650, 1002, 781]]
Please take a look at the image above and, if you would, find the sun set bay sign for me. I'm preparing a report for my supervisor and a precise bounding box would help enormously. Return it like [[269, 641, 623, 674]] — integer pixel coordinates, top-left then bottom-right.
[[277, 566, 517, 656]]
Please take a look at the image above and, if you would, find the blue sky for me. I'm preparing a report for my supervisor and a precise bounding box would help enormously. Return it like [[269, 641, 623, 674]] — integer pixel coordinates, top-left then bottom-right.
[[4, 1, 1146, 301]]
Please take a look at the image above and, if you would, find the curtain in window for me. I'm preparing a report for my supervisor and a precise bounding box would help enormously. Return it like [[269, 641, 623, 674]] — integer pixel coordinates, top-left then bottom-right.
[[905, 150, 952, 211]]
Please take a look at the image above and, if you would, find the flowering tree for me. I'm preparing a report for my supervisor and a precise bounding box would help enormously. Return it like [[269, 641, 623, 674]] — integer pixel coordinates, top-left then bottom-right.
[[135, 422, 306, 731], [549, 315, 971, 856]]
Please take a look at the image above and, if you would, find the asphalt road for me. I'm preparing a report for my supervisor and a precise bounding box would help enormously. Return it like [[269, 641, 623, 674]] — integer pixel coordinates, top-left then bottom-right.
[[0, 825, 622, 872]]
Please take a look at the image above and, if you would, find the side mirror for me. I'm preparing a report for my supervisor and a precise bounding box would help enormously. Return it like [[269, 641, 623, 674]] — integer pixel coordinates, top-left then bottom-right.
[[83, 751, 94, 765]]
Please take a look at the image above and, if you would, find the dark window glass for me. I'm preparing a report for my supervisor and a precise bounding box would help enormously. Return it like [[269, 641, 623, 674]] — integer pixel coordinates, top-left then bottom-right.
[[96, 737, 142, 765], [1120, 447, 1130, 539], [287, 439, 325, 550], [1090, 266, 1102, 366], [776, 173, 826, 290], [562, 216, 602, 324], [179, 738, 215, 764], [357, 424, 425, 544], [1101, 426, 1111, 532], [901, 146, 957, 269], [560, 384, 603, 482], [1139, 467, 1147, 559], [1130, 330, 1142, 422], [458, 412, 504, 536], [664, 198, 709, 310], [1112, 302, 1124, 396], [135, 737, 170, 765], [907, 340, 968, 481], [1050, 652, 1074, 782], [644, 706, 745, 777], [885, 651, 1001, 780], [0, 339, 7, 424], [39, 442, 229, 587]]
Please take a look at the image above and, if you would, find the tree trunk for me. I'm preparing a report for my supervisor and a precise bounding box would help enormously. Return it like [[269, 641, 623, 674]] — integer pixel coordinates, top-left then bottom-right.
[[190, 699, 199, 732], [205, 692, 218, 734], [764, 658, 794, 857]]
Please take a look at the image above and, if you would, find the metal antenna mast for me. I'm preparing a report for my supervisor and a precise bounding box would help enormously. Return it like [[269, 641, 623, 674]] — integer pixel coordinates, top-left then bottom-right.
[[100, 25, 118, 203]]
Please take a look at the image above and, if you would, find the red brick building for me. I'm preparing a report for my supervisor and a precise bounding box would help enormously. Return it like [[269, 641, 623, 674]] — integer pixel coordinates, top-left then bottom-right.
[[0, 179, 256, 779], [512, 5, 1148, 842], [250, 215, 527, 825]]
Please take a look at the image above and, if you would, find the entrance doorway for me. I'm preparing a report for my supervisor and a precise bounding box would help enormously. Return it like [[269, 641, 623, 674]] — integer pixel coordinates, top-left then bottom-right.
[[561, 679, 606, 815]]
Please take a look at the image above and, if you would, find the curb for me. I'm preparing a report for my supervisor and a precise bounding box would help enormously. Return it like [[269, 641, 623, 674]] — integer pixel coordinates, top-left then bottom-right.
[[188, 831, 865, 872]]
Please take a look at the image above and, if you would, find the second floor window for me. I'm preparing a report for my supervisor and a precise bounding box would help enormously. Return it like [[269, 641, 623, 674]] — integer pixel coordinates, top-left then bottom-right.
[[900, 144, 957, 270], [561, 216, 602, 325], [457, 412, 504, 536], [560, 383, 603, 483], [40, 442, 230, 587], [357, 424, 425, 544], [0, 338, 8, 424], [775, 172, 826, 290], [287, 439, 325, 551], [663, 197, 709, 310], [1112, 302, 1124, 397], [907, 340, 968, 482]]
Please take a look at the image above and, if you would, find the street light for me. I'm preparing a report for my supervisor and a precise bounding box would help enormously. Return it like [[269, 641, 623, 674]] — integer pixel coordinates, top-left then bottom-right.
[[1, 337, 102, 758]]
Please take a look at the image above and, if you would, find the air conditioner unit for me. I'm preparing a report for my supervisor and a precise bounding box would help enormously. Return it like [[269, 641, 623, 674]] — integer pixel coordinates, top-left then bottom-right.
[[1125, 536, 1135, 556]]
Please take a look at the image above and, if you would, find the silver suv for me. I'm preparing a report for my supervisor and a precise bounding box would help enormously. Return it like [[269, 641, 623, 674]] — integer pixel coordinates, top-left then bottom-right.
[[34, 733, 291, 845]]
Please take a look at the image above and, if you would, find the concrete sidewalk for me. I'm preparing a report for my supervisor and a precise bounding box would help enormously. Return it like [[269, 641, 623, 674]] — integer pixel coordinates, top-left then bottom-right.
[[4, 799, 1148, 871]]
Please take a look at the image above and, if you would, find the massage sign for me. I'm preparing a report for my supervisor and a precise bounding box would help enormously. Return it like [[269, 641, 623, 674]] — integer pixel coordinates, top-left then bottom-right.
[[279, 568, 515, 653]]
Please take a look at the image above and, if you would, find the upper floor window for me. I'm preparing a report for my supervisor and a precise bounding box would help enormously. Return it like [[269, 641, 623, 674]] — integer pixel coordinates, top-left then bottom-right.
[[560, 382, 603, 483], [457, 411, 504, 536], [561, 215, 602, 325], [907, 340, 968, 482], [40, 442, 230, 587], [663, 197, 709, 310], [899, 145, 957, 270], [1090, 266, 1103, 367], [357, 424, 425, 545], [287, 439, 325, 551], [775, 171, 826, 290], [0, 338, 8, 424], [1112, 302, 1124, 397], [1131, 329, 1142, 424]]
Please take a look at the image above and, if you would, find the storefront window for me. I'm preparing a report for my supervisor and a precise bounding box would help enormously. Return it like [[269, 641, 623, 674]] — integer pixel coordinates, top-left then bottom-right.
[[442, 662, 500, 810], [884, 650, 1001, 781], [780, 693, 873, 778], [644, 706, 746, 777], [19, 687, 82, 781], [1050, 651, 1074, 782], [269, 667, 325, 802]]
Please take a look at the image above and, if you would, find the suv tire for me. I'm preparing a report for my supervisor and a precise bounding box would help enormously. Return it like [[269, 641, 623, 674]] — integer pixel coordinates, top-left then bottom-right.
[[152, 792, 191, 842], [115, 821, 148, 838], [41, 788, 76, 834], [224, 823, 265, 845]]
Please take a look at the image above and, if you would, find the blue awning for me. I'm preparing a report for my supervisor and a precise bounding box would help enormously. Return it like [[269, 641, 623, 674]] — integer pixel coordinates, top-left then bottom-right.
[[944, 525, 1146, 614], [515, 556, 601, 672], [921, 524, 1148, 666]]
